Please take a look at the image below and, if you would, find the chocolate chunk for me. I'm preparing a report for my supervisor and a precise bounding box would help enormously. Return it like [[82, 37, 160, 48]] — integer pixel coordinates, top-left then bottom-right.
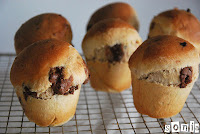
[[179, 67, 193, 88], [49, 67, 75, 95], [187, 8, 191, 12], [23, 86, 29, 101], [54, 76, 73, 95], [64, 85, 79, 95], [23, 86, 37, 101], [49, 67, 64, 83], [23, 67, 78, 98], [22, 85, 53, 100], [106, 44, 124, 63], [180, 42, 187, 47]]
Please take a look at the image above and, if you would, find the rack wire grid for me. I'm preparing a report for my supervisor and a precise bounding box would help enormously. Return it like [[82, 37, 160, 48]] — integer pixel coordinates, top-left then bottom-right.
[[0, 54, 199, 134]]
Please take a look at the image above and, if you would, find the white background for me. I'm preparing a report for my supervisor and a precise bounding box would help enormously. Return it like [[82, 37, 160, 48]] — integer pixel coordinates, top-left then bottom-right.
[[0, 0, 200, 54]]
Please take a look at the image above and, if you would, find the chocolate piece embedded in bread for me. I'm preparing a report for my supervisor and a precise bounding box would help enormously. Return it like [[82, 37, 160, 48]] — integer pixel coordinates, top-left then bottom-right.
[[10, 39, 89, 127], [49, 67, 75, 95], [106, 44, 124, 63], [82, 18, 142, 92], [129, 35, 199, 118], [180, 67, 193, 88]]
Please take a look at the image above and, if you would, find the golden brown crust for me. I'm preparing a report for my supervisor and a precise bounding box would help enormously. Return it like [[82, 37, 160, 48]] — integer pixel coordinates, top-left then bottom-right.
[[129, 35, 199, 75], [142, 35, 194, 61], [10, 39, 88, 92], [14, 13, 72, 55], [148, 8, 200, 52], [87, 2, 139, 31], [129, 35, 199, 118], [10, 39, 88, 126], [85, 18, 135, 41], [82, 18, 142, 92], [82, 18, 142, 60]]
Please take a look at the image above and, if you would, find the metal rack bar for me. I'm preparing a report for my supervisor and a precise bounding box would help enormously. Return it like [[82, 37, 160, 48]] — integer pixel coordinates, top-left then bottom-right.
[[96, 90, 107, 133], [83, 85, 93, 134], [108, 93, 122, 134], [0, 55, 199, 134], [119, 92, 136, 133]]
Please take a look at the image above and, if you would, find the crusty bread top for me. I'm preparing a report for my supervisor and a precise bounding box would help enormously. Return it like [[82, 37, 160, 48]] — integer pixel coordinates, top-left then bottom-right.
[[14, 13, 72, 55], [10, 39, 88, 93], [148, 9, 200, 50], [87, 2, 139, 31], [82, 18, 142, 60], [129, 35, 199, 75], [85, 18, 134, 38]]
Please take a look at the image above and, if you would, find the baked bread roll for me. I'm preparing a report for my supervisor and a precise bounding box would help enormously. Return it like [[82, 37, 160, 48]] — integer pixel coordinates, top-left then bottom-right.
[[148, 8, 200, 52], [82, 18, 142, 92], [87, 2, 139, 31], [129, 35, 199, 118], [10, 39, 89, 126], [14, 13, 72, 55]]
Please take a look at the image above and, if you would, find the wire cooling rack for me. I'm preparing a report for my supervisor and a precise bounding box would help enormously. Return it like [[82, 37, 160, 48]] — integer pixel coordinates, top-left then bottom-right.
[[0, 54, 200, 134]]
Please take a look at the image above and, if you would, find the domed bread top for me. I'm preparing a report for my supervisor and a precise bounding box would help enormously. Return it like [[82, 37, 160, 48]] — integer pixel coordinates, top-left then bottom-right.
[[82, 18, 142, 61], [129, 35, 199, 75], [14, 13, 72, 54], [10, 39, 89, 93], [82, 19, 142, 61], [87, 2, 139, 31], [85, 18, 134, 39], [82, 18, 141, 92], [148, 8, 200, 52]]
